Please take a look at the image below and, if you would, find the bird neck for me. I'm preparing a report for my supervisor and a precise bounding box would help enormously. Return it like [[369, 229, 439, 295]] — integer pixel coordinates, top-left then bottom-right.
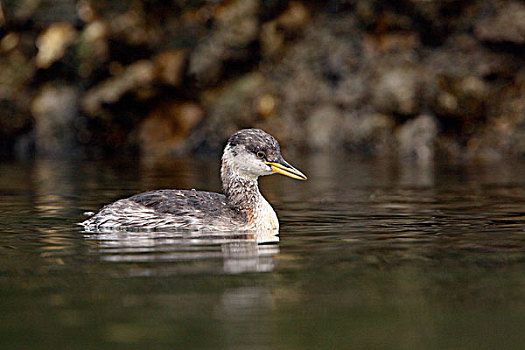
[[221, 158, 261, 212], [220, 154, 279, 230]]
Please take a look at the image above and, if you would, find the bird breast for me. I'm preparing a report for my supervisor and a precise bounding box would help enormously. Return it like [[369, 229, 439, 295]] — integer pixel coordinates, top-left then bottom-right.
[[245, 196, 279, 231]]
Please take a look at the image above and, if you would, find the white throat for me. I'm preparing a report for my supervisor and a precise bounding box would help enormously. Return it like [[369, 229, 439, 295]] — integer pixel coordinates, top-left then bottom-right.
[[221, 145, 279, 230]]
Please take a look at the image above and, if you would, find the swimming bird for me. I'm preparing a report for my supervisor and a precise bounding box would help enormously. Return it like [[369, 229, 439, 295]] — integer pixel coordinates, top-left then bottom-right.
[[81, 129, 307, 231]]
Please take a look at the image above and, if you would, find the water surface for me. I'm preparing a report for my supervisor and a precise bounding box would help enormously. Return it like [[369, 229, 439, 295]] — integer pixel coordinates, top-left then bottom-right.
[[1, 156, 524, 349]]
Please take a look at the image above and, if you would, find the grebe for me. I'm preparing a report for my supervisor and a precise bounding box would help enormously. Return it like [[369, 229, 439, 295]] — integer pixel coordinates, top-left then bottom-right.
[[81, 129, 307, 231]]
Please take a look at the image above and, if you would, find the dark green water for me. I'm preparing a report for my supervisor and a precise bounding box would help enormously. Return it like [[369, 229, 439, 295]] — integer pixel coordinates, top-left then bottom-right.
[[1, 156, 524, 349]]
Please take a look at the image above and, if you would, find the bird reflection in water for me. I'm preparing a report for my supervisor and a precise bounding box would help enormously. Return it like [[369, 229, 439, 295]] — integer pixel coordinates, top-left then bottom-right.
[[85, 229, 279, 274]]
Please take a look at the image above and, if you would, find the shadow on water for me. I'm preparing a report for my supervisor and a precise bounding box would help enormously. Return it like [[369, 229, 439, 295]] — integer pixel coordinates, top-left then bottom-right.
[[0, 156, 525, 349]]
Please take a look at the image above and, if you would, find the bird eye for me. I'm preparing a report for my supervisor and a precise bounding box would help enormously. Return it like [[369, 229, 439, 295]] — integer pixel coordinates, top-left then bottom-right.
[[256, 151, 265, 159]]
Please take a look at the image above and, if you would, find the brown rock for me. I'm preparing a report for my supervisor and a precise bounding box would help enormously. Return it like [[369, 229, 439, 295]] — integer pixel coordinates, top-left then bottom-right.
[[466, 75, 525, 160], [76, 20, 109, 78], [192, 72, 268, 152], [255, 94, 276, 118], [276, 1, 310, 30], [343, 111, 394, 154], [81, 60, 155, 115], [0, 4, 5, 26], [260, 21, 285, 58], [189, 0, 260, 84], [474, 1, 525, 44], [35, 23, 78, 69], [109, 10, 161, 46], [305, 104, 343, 151], [396, 114, 438, 162], [434, 75, 488, 121], [153, 49, 188, 87], [362, 32, 419, 53], [260, 1, 310, 58], [373, 66, 420, 116], [138, 101, 204, 158], [1, 32, 20, 53], [31, 84, 79, 157]]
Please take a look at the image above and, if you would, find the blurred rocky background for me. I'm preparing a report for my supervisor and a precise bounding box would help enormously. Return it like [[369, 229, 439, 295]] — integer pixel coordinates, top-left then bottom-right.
[[0, 0, 524, 162]]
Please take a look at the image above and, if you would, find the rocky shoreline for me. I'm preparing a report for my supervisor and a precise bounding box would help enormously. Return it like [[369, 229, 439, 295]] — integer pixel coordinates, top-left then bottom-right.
[[1, 0, 524, 162]]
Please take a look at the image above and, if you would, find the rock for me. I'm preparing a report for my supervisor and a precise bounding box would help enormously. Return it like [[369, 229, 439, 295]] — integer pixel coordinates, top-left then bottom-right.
[[362, 32, 420, 53], [474, 1, 525, 44], [0, 4, 5, 26], [403, 0, 457, 38], [108, 10, 160, 46], [31, 84, 79, 157], [373, 66, 420, 116], [255, 94, 276, 118], [343, 111, 394, 154], [5, 0, 77, 25], [465, 74, 525, 160], [0, 48, 34, 157], [153, 49, 188, 86], [260, 1, 311, 58], [193, 72, 267, 152], [271, 14, 365, 109], [138, 101, 204, 158], [206, 73, 266, 127], [420, 34, 515, 139], [2, 0, 525, 162], [396, 114, 438, 162], [305, 104, 343, 151], [188, 0, 260, 84], [0, 50, 34, 99], [81, 60, 155, 115], [1, 33, 20, 52], [260, 21, 285, 58], [76, 20, 109, 78], [35, 22, 78, 69], [276, 1, 310, 30], [76, 0, 96, 23], [422, 34, 518, 78], [433, 75, 488, 122]]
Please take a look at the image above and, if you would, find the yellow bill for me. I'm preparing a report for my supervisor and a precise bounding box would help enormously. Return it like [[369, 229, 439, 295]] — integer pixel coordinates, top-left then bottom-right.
[[266, 161, 307, 180]]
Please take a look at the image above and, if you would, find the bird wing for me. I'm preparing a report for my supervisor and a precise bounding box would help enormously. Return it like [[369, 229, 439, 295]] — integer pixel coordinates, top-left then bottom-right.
[[128, 189, 242, 221]]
